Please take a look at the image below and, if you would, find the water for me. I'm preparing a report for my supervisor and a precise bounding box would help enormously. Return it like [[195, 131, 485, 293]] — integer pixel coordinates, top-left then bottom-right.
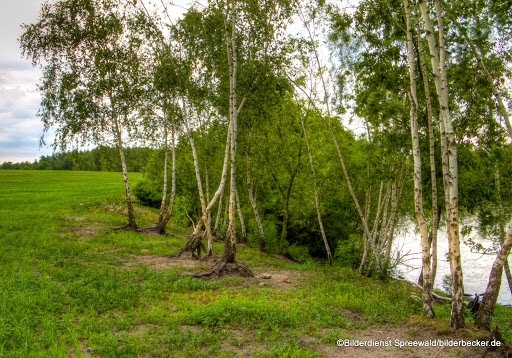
[[394, 223, 512, 305]]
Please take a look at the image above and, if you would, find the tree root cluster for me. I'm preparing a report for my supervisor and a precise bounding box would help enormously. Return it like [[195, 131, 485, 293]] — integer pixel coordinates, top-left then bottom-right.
[[193, 261, 254, 279], [176, 235, 206, 259]]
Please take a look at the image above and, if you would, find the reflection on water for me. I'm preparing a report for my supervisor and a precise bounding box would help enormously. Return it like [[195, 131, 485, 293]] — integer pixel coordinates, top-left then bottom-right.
[[394, 224, 512, 305]]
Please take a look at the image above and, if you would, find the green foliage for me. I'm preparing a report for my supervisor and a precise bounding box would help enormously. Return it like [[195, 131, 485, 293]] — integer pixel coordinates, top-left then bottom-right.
[[334, 234, 363, 269], [133, 179, 161, 208], [1, 146, 153, 172], [286, 245, 311, 263]]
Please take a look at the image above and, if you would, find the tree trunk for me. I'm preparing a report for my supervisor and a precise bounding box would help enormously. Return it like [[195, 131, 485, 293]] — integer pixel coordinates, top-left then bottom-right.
[[384, 178, 402, 271], [191, 127, 231, 238], [155, 120, 177, 234], [246, 151, 266, 251], [158, 125, 169, 224], [496, 166, 512, 296], [404, 0, 435, 318], [235, 185, 246, 242], [182, 98, 213, 252], [419, 0, 464, 328], [272, 167, 300, 253], [114, 115, 137, 229], [224, 0, 238, 264], [214, 188, 223, 234], [417, 22, 439, 285], [301, 115, 332, 265], [475, 228, 512, 330]]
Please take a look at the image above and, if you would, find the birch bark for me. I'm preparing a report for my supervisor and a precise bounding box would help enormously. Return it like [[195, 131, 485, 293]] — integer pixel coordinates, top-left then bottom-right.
[[419, 0, 464, 328], [403, 0, 435, 317]]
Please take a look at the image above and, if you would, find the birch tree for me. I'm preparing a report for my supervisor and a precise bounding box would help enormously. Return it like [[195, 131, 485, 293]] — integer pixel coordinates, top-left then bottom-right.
[[402, 0, 434, 317], [20, 0, 147, 229], [418, 0, 465, 328]]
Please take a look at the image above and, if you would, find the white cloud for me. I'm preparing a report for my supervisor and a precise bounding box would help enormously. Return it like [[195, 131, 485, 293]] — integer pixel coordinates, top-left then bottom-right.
[[0, 0, 50, 163], [0, 62, 51, 163]]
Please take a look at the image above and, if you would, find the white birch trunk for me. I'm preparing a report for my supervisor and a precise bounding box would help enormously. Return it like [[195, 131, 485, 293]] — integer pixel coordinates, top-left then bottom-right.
[[235, 184, 246, 242], [419, 0, 464, 328], [156, 120, 177, 234], [182, 98, 213, 250], [113, 115, 137, 229], [158, 124, 169, 223], [224, 1, 238, 263], [417, 28, 439, 284], [404, 0, 435, 317]]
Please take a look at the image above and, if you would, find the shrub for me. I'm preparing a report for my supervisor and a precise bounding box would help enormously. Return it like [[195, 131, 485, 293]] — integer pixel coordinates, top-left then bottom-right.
[[334, 234, 363, 269], [286, 245, 310, 263], [133, 179, 161, 208]]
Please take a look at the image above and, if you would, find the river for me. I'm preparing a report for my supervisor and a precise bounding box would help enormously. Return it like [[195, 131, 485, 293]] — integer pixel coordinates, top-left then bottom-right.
[[394, 223, 512, 305]]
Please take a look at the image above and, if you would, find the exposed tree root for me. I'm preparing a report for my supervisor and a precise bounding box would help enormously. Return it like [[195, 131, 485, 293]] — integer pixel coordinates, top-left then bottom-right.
[[112, 223, 137, 231], [133, 226, 176, 237], [176, 234, 206, 259], [193, 261, 254, 279]]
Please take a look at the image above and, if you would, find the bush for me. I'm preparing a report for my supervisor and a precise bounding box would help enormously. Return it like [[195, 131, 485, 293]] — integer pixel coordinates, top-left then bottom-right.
[[133, 179, 161, 208], [334, 234, 363, 269], [286, 245, 310, 263]]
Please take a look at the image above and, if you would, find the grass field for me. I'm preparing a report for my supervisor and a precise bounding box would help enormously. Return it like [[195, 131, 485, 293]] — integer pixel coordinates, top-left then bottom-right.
[[0, 170, 510, 357]]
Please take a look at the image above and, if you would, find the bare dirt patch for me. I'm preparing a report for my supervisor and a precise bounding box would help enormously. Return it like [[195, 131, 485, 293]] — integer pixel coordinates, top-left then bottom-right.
[[180, 325, 204, 334], [318, 325, 507, 358], [69, 227, 101, 239], [121, 254, 209, 273], [68, 340, 93, 358], [253, 269, 306, 290], [224, 326, 267, 357], [60, 216, 103, 240], [131, 323, 161, 337]]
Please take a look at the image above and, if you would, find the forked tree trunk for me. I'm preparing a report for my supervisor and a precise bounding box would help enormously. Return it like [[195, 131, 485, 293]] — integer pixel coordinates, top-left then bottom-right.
[[384, 178, 402, 270], [419, 0, 464, 328], [403, 0, 435, 317], [177, 124, 231, 257], [158, 100, 169, 224]]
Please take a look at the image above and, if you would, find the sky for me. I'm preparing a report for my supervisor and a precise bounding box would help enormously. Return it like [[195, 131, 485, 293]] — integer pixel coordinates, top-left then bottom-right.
[[0, 0, 51, 163], [0, 0, 201, 164]]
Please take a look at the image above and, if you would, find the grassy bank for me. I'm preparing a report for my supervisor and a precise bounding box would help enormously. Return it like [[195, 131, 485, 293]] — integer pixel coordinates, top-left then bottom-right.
[[0, 170, 510, 357]]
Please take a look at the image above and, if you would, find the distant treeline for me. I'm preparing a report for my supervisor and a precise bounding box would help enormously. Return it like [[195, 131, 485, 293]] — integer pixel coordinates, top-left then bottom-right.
[[1, 146, 154, 172]]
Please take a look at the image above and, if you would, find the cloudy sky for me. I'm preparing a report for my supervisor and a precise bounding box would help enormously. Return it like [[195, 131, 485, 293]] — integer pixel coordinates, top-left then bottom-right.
[[0, 0, 199, 164], [0, 0, 50, 163]]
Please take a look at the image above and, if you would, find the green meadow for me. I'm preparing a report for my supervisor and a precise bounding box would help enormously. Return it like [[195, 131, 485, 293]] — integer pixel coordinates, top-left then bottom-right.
[[0, 170, 510, 357]]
